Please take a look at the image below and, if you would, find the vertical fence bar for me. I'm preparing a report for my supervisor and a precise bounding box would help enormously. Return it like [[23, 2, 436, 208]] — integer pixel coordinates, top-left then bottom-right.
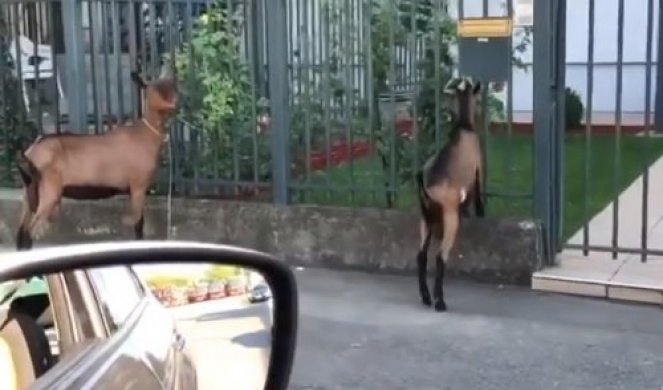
[[641, 0, 655, 262], [113, 0, 125, 122], [182, 0, 193, 195], [611, 0, 624, 259], [433, 0, 441, 147], [87, 3, 102, 133], [0, 4, 9, 183], [256, 0, 266, 97], [227, 0, 239, 194], [10, 5, 26, 141], [344, 0, 354, 203], [302, 0, 312, 202], [533, 0, 555, 263], [246, 0, 260, 187], [480, 22, 490, 212], [148, 2, 157, 77], [31, 1, 43, 132], [582, 0, 595, 256], [287, 0, 294, 108], [128, 0, 138, 119], [387, 0, 397, 206], [553, 0, 566, 249], [364, 0, 376, 203], [655, 0, 663, 134], [139, 1, 148, 89], [410, 0, 419, 182], [47, 0, 62, 134], [61, 0, 88, 131], [265, 0, 291, 204], [505, 0, 514, 194], [101, 1, 113, 129], [322, 3, 332, 200]]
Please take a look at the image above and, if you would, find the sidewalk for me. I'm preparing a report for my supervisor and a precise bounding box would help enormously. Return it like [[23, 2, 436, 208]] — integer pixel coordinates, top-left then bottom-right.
[[533, 155, 663, 305]]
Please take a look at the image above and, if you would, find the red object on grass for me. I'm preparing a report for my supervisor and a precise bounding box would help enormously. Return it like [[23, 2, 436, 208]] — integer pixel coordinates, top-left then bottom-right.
[[260, 114, 415, 170]]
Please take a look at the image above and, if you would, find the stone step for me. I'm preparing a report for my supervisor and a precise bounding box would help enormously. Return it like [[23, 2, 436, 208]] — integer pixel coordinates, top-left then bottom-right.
[[532, 255, 663, 306]]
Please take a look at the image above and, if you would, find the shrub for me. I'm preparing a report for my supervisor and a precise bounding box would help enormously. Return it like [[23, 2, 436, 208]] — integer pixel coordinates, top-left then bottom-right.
[[168, 2, 271, 187], [565, 87, 584, 129]]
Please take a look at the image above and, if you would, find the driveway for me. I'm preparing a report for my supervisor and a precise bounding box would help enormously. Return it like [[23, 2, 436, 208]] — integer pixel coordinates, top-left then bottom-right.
[[290, 268, 663, 390]]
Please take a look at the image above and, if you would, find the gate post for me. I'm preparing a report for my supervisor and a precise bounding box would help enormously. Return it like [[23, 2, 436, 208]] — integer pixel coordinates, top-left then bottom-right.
[[533, 0, 565, 265], [61, 0, 88, 132], [264, 0, 291, 204], [654, 0, 663, 133], [553, 0, 566, 254]]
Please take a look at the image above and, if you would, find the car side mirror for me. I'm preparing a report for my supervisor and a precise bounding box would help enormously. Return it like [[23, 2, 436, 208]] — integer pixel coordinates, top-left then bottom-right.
[[0, 241, 298, 390]]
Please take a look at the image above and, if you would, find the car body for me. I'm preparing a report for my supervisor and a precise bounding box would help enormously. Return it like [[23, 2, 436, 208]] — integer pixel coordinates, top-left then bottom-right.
[[248, 283, 272, 303], [0, 264, 198, 389], [208, 280, 227, 299]]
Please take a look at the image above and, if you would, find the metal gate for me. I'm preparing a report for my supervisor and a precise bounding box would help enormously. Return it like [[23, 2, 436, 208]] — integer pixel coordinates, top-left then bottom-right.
[[534, 0, 663, 263]]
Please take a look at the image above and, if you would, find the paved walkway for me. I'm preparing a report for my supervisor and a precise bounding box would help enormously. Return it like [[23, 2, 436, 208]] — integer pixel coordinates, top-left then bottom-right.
[[291, 268, 663, 390], [533, 155, 663, 305]]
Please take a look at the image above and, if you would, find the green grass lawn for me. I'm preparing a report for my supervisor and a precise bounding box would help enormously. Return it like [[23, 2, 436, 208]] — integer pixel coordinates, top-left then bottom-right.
[[293, 133, 663, 240]]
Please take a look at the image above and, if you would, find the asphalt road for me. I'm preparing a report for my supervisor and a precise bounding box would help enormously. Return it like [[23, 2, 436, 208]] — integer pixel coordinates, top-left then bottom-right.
[[168, 296, 273, 390], [288, 268, 663, 390]]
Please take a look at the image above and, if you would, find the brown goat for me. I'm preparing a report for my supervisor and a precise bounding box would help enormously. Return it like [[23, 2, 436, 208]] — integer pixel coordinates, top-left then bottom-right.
[[15, 72, 178, 250], [416, 76, 485, 312]]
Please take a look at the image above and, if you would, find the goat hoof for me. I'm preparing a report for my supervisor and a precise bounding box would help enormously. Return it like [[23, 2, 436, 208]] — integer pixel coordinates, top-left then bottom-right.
[[421, 294, 432, 307], [420, 290, 432, 306], [434, 300, 447, 312]]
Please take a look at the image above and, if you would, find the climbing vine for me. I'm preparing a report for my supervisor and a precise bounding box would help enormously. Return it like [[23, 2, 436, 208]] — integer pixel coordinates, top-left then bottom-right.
[[0, 9, 39, 187]]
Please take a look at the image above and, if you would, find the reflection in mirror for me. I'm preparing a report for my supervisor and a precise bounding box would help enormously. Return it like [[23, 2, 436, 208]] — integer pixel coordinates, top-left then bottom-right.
[[0, 262, 273, 390]]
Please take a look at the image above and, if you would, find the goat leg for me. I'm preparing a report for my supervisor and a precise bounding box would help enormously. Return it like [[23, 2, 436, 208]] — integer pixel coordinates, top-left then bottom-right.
[[417, 219, 432, 306], [460, 199, 472, 218], [433, 254, 447, 312], [123, 185, 147, 240], [474, 170, 485, 217], [134, 215, 145, 240], [434, 203, 460, 312]]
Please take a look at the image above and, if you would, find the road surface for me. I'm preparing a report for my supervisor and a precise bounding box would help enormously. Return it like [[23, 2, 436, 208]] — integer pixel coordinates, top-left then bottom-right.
[[168, 295, 272, 390], [289, 268, 663, 390]]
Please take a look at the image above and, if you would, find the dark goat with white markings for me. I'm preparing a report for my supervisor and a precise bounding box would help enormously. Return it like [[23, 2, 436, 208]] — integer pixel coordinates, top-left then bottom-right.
[[416, 76, 485, 312]]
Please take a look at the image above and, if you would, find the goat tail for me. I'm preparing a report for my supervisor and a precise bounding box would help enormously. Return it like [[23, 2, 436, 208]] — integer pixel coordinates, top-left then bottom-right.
[[416, 170, 433, 221], [16, 152, 40, 213]]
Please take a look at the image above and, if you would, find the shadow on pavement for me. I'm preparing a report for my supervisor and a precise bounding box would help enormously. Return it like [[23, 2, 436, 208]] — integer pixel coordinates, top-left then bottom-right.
[[231, 329, 271, 348], [196, 305, 260, 322], [196, 302, 272, 331]]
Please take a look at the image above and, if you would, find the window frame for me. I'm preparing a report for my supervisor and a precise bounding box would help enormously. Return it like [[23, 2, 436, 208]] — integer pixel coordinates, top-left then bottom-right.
[[84, 265, 146, 335]]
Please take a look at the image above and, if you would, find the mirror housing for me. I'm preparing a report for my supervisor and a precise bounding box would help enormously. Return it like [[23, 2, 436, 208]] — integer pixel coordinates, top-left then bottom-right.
[[0, 241, 298, 390]]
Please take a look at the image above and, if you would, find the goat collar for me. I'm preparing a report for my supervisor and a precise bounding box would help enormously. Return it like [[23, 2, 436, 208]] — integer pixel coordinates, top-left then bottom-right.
[[142, 118, 169, 143]]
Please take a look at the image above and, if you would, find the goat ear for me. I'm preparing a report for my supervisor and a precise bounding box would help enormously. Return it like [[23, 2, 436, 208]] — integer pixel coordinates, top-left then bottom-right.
[[443, 78, 457, 95], [472, 81, 482, 95], [130, 71, 147, 89]]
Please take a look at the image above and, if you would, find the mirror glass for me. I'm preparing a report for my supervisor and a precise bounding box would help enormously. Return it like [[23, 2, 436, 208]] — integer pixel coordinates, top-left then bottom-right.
[[0, 262, 273, 390]]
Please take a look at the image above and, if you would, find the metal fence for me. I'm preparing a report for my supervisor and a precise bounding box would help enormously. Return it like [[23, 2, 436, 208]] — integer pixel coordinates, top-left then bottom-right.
[[0, 0, 533, 206], [2, 0, 662, 263]]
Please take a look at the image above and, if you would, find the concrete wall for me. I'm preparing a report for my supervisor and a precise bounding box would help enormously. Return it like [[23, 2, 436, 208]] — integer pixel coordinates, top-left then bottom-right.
[[0, 190, 543, 285]]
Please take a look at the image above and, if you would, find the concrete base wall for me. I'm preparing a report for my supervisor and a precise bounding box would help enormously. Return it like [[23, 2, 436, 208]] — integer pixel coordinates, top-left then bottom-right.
[[0, 190, 543, 285]]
